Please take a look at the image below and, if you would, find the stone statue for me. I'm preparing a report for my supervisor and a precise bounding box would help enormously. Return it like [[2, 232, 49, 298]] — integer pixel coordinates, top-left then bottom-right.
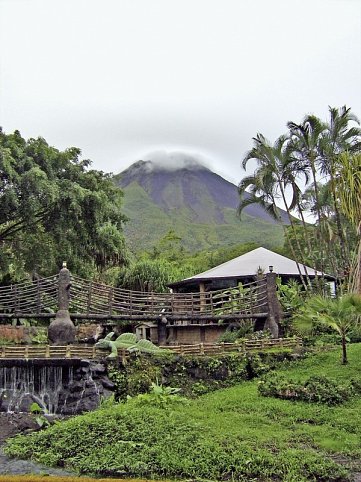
[[48, 262, 76, 345]]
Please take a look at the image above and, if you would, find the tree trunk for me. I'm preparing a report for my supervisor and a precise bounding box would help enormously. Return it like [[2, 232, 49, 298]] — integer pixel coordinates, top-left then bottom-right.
[[329, 167, 349, 278], [341, 334, 348, 365], [279, 182, 312, 289], [309, 158, 327, 284]]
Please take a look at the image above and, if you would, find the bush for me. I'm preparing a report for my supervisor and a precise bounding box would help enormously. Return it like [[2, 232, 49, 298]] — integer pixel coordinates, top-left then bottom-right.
[[258, 373, 354, 406], [107, 350, 295, 400]]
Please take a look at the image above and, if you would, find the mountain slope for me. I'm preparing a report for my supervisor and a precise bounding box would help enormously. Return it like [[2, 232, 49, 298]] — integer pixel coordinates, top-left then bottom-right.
[[114, 160, 287, 252]]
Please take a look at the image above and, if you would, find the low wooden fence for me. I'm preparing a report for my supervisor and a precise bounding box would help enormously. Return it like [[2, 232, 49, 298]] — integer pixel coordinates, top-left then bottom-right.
[[0, 338, 301, 360], [162, 337, 302, 355], [0, 344, 101, 359]]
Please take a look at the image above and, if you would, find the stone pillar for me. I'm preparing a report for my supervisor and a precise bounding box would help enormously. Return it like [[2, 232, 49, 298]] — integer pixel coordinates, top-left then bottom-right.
[[264, 272, 283, 338], [48, 262, 76, 345], [157, 315, 168, 345]]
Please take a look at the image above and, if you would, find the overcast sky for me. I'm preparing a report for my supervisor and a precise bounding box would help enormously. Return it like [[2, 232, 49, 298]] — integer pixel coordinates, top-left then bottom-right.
[[0, 0, 360, 184]]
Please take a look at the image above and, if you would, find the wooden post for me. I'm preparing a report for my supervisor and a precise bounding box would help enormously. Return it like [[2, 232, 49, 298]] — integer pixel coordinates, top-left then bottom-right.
[[14, 285, 19, 313], [87, 281, 93, 315], [199, 282, 206, 313], [45, 345, 50, 358], [200, 342, 204, 355], [129, 291, 132, 316], [171, 293, 174, 316], [264, 272, 282, 338], [36, 279, 41, 314], [108, 288, 113, 316], [66, 345, 71, 358]]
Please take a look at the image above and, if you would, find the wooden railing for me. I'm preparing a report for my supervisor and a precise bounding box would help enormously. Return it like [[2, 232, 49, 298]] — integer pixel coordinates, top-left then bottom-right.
[[0, 338, 302, 360], [162, 338, 302, 355], [0, 344, 102, 359], [69, 275, 268, 319], [0, 275, 58, 317], [0, 273, 269, 321]]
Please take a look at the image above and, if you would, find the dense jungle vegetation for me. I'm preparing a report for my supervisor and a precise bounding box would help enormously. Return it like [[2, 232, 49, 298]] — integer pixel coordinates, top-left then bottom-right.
[[1, 105, 361, 481], [1, 105, 360, 293], [5, 345, 361, 481]]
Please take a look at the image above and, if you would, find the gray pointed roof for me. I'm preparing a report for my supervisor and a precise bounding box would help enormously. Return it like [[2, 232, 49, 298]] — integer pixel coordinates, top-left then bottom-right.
[[170, 247, 332, 288]]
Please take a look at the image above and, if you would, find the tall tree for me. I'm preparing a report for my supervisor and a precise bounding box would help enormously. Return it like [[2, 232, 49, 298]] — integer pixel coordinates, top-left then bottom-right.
[[240, 133, 312, 288], [319, 106, 361, 273], [0, 129, 128, 280], [239, 106, 360, 289], [287, 115, 327, 278], [335, 152, 361, 293]]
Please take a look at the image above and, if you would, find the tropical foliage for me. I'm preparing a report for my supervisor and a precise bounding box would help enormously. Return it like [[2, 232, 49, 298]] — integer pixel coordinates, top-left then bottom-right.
[[239, 106, 361, 292], [294, 294, 361, 364], [0, 129, 128, 282], [6, 345, 361, 481]]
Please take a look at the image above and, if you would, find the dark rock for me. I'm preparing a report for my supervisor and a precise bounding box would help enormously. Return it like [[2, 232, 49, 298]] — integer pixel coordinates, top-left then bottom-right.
[[48, 310, 76, 345], [102, 389, 114, 399], [91, 363, 106, 375], [101, 378, 115, 390], [69, 381, 87, 393]]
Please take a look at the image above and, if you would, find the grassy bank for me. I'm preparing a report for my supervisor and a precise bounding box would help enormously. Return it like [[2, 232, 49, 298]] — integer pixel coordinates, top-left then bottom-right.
[[0, 478, 157, 482], [5, 344, 361, 481]]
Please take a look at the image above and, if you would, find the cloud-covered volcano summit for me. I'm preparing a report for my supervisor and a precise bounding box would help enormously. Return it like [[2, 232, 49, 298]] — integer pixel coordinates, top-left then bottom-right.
[[114, 156, 286, 252]]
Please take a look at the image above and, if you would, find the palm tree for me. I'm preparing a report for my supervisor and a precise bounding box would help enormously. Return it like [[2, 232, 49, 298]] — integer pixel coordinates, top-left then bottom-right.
[[294, 294, 361, 364], [240, 133, 313, 288], [319, 106, 361, 275], [287, 115, 327, 224], [301, 182, 343, 280], [335, 152, 361, 293]]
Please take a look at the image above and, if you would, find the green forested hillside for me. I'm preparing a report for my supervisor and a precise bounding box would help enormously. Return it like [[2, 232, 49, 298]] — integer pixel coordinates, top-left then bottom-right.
[[116, 163, 285, 252]]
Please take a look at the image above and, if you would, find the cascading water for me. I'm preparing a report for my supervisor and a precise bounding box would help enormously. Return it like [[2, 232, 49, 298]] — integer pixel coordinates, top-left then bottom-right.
[[0, 360, 113, 415], [0, 365, 67, 413]]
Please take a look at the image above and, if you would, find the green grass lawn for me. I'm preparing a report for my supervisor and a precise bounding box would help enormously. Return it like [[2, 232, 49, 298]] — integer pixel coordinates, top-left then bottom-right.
[[5, 344, 361, 481]]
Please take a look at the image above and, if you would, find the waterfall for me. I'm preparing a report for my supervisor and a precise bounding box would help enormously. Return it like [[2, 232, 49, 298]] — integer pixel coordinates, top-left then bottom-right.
[[0, 360, 107, 415], [0, 365, 69, 414]]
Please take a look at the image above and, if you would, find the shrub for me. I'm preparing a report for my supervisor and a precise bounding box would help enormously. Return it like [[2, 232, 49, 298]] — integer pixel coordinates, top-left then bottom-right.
[[258, 373, 354, 406]]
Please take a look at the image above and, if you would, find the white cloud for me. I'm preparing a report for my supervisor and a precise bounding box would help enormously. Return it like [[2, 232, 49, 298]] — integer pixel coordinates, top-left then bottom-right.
[[0, 0, 360, 185]]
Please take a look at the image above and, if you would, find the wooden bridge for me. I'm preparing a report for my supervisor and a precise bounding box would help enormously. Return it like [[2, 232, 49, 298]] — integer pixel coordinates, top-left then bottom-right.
[[0, 270, 273, 324]]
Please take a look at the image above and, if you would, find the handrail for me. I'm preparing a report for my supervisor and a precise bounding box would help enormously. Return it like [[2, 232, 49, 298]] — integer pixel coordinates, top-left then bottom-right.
[[0, 337, 302, 360], [0, 272, 269, 320]]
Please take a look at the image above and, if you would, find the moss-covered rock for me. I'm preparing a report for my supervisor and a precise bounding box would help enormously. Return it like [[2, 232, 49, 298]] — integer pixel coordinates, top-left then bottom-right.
[[108, 348, 297, 399]]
